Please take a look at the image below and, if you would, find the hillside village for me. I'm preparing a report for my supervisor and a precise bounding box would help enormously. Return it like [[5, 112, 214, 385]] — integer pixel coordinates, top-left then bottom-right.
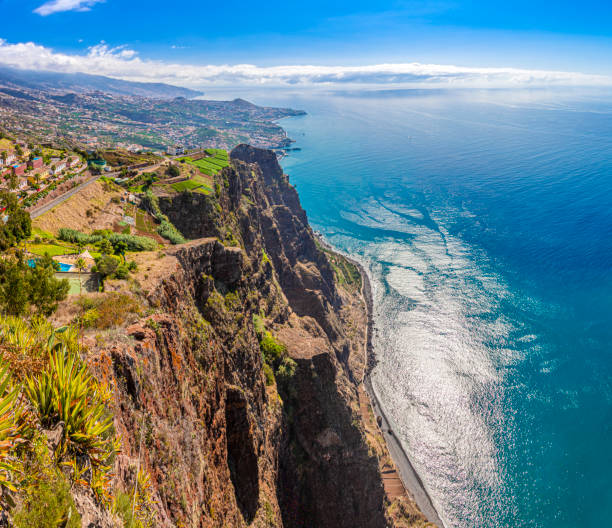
[[0, 135, 87, 205], [0, 125, 233, 298]]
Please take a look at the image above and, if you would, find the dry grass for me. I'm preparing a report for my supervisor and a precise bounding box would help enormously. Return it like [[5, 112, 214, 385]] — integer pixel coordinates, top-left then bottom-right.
[[78, 292, 142, 329], [33, 180, 125, 235]]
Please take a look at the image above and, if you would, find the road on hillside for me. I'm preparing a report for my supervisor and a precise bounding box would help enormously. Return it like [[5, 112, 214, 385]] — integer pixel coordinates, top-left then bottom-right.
[[28, 161, 166, 219], [29, 173, 103, 219]]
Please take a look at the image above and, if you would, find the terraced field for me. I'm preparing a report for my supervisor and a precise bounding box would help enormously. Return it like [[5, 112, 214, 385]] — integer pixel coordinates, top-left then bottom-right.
[[179, 149, 229, 176], [170, 150, 225, 194], [171, 177, 213, 194]]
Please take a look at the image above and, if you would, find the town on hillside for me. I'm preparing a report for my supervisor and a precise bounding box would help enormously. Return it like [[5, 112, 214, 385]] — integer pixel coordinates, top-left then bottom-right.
[[0, 131, 196, 208], [0, 135, 87, 205], [0, 126, 233, 298]]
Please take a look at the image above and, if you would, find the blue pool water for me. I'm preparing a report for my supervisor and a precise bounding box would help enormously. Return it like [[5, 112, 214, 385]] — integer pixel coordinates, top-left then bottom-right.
[[240, 87, 612, 528], [27, 258, 73, 272]]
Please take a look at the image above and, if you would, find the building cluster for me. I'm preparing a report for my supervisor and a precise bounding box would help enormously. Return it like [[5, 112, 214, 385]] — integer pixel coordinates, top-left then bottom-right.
[[165, 145, 186, 156], [0, 138, 82, 195]]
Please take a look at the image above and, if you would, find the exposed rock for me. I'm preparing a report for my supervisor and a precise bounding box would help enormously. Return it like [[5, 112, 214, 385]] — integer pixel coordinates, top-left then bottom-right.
[[72, 488, 120, 528], [42, 421, 65, 452], [80, 145, 429, 528]]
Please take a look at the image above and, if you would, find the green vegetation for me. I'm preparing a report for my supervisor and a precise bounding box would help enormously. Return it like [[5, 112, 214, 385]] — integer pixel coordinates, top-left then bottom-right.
[[12, 457, 81, 528], [171, 179, 212, 194], [114, 469, 157, 528], [58, 228, 158, 252], [98, 149, 160, 168], [0, 192, 31, 251], [178, 150, 229, 176], [0, 317, 122, 517], [25, 343, 120, 504], [142, 190, 186, 244], [135, 209, 157, 235], [0, 360, 26, 491], [27, 243, 76, 257], [77, 293, 142, 329], [0, 254, 69, 316], [166, 164, 180, 178], [322, 248, 362, 292], [253, 316, 297, 389]]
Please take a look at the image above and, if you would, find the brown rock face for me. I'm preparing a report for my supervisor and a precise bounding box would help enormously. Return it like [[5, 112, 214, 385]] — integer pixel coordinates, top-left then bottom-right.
[[90, 145, 401, 527]]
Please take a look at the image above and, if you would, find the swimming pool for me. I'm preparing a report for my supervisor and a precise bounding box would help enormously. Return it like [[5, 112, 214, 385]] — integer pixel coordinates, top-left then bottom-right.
[[27, 259, 74, 272]]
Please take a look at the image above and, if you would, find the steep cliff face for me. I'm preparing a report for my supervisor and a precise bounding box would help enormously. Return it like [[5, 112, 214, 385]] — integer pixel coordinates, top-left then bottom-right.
[[84, 145, 420, 527]]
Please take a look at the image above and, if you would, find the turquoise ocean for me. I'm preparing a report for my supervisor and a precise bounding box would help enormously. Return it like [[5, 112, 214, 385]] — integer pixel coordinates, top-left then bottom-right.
[[231, 88, 612, 528]]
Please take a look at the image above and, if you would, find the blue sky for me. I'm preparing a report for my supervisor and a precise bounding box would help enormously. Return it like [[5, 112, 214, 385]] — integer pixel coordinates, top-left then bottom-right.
[[0, 0, 611, 87]]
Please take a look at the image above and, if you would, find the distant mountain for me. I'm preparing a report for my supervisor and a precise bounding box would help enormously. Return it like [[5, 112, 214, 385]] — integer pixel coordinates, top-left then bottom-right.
[[0, 66, 202, 99]]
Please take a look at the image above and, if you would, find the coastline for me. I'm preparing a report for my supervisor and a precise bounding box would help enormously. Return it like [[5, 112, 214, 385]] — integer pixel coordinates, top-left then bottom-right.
[[316, 234, 445, 528]]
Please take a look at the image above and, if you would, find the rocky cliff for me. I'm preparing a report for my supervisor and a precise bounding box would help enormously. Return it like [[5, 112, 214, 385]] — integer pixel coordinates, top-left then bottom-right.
[[78, 145, 430, 527]]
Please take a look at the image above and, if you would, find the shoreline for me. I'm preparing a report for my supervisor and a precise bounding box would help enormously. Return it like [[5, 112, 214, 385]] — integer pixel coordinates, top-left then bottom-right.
[[316, 234, 445, 528]]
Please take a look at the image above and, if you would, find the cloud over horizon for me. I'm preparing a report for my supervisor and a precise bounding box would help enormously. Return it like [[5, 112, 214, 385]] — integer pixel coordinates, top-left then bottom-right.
[[34, 0, 105, 16], [0, 39, 610, 89]]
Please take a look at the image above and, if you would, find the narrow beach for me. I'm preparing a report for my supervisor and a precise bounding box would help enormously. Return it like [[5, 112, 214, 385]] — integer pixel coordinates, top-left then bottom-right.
[[318, 235, 445, 528]]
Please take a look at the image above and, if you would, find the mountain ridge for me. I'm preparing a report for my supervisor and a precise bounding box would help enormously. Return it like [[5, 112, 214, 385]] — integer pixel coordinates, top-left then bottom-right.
[[0, 65, 203, 99]]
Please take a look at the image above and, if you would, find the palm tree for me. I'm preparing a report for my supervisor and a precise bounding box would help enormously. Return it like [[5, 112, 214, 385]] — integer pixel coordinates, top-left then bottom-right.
[[75, 257, 86, 296]]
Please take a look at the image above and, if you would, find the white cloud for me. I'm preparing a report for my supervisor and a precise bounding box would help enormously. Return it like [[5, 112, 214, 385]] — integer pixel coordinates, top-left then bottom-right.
[[0, 39, 610, 89], [34, 0, 105, 16]]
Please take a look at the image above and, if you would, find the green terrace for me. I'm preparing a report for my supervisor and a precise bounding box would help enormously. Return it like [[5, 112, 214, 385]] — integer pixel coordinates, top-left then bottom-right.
[[178, 149, 229, 176], [171, 149, 229, 195]]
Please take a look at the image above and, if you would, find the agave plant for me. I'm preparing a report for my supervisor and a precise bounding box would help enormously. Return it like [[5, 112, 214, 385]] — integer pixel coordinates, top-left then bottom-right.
[[0, 361, 25, 493], [26, 346, 114, 460], [26, 343, 121, 503], [0, 316, 80, 378]]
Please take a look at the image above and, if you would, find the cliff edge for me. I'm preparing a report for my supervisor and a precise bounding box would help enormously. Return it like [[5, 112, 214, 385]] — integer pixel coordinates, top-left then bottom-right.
[[48, 146, 434, 527]]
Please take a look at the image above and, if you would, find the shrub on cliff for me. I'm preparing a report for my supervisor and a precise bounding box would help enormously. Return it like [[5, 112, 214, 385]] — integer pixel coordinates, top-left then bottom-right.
[[156, 219, 185, 244], [141, 190, 186, 245], [256, 327, 297, 390], [12, 458, 81, 528], [260, 331, 286, 366], [78, 293, 141, 329]]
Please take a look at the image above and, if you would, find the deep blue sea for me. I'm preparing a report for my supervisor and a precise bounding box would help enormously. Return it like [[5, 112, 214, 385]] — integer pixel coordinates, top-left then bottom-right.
[[230, 87, 612, 527]]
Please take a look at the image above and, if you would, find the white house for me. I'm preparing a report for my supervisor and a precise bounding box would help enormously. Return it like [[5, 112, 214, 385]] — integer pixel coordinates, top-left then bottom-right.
[[49, 158, 67, 175]]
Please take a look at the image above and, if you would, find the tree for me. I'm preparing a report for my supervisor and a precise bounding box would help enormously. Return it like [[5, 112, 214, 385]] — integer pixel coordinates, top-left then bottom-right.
[[95, 255, 119, 279], [75, 257, 87, 296], [98, 239, 113, 256], [27, 254, 70, 316], [113, 240, 128, 261], [15, 145, 23, 157], [8, 173, 17, 191], [75, 257, 86, 273], [0, 257, 29, 316], [0, 192, 31, 251], [0, 254, 69, 316], [166, 164, 180, 178]]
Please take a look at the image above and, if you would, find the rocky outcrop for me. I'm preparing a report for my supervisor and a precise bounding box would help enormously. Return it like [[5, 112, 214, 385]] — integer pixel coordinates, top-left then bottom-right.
[[85, 145, 419, 527]]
